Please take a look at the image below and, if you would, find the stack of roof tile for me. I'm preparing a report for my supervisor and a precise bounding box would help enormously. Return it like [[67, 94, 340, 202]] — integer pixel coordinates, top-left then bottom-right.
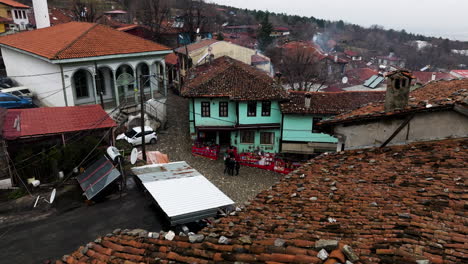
[[57, 138, 467, 264]]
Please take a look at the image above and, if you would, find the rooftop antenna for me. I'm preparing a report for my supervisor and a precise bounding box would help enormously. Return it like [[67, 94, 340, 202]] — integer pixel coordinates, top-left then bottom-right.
[[33, 188, 57, 208], [342, 76, 349, 84]]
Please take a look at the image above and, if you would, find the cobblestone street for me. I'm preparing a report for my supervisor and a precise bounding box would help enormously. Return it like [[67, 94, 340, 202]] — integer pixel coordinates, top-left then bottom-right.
[[147, 91, 282, 205]]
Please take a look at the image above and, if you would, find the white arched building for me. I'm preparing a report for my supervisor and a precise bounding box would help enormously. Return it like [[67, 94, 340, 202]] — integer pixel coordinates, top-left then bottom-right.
[[0, 22, 171, 109]]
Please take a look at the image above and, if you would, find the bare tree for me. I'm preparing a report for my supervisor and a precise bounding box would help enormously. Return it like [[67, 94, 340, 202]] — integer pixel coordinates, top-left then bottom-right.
[[136, 0, 170, 43], [72, 0, 100, 22], [181, 0, 206, 42], [277, 46, 326, 92]]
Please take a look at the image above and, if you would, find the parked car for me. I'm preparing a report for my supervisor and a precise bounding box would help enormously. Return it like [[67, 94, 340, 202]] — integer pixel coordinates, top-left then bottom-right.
[[0, 92, 33, 109], [0, 86, 33, 98], [116, 126, 157, 146]]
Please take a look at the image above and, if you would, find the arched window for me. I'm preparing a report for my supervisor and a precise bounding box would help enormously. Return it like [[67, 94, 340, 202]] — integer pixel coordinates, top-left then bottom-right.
[[116, 65, 134, 91], [73, 69, 90, 98]]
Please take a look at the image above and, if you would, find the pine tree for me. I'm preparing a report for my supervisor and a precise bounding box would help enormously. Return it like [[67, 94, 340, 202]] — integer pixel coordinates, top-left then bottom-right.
[[257, 13, 273, 51]]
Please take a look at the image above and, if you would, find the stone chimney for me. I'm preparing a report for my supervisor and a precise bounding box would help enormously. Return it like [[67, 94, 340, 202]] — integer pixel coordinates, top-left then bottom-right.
[[305, 93, 312, 109], [384, 70, 414, 112], [33, 0, 51, 29]]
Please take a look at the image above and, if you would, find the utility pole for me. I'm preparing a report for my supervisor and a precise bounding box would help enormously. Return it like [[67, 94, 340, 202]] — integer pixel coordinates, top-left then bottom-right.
[[139, 75, 147, 162], [94, 61, 105, 109]]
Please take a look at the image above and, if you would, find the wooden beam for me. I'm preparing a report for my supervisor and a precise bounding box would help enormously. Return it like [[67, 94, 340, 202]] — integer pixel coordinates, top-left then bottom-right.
[[380, 114, 414, 148]]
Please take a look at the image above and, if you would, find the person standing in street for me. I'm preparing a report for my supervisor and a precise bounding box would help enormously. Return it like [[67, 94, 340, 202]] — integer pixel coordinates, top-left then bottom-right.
[[224, 154, 231, 175], [235, 159, 240, 176]]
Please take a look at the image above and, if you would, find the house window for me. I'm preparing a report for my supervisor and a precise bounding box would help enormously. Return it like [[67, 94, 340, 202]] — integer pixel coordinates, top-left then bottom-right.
[[312, 117, 323, 133], [261, 101, 271, 116], [247, 101, 257, 117], [240, 131, 255, 144], [7, 11, 11, 18], [22, 11, 26, 19], [73, 70, 89, 98], [201, 102, 210, 117], [14, 10, 18, 19], [260, 132, 274, 145], [219, 102, 228, 117]]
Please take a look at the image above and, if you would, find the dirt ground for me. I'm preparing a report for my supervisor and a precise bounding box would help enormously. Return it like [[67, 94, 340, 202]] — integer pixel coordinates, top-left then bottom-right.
[[147, 91, 282, 205]]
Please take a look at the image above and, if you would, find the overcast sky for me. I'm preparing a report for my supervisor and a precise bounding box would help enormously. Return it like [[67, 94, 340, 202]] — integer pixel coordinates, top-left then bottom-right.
[[208, 0, 468, 41]]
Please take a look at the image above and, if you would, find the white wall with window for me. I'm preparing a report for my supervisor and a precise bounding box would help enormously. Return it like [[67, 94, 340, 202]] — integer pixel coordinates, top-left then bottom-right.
[[12, 8, 29, 30]]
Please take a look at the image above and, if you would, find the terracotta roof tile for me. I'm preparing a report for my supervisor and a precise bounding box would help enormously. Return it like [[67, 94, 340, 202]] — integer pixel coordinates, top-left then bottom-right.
[[2, 105, 116, 140], [164, 52, 178, 65], [322, 79, 468, 125], [0, 22, 170, 60], [0, 16, 13, 24], [57, 138, 468, 264], [412, 72, 454, 85], [281, 91, 386, 115], [0, 0, 29, 8], [181, 56, 288, 101], [345, 68, 379, 85]]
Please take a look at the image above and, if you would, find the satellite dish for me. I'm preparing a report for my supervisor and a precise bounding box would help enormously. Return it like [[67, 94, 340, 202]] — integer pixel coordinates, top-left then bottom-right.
[[130, 148, 138, 165], [342, 76, 349, 84], [222, 22, 228, 27], [33, 188, 57, 208], [107, 146, 122, 162], [49, 188, 56, 204], [196, 27, 200, 34]]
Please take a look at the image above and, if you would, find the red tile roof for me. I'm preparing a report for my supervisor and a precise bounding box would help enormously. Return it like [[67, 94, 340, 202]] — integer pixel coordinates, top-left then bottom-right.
[[412, 71, 454, 85], [344, 50, 359, 57], [345, 68, 378, 85], [164, 52, 178, 65], [0, 0, 29, 8], [223, 33, 256, 49], [181, 56, 288, 101], [0, 22, 170, 60], [251, 54, 269, 64], [175, 39, 219, 55], [0, 16, 13, 24], [321, 79, 468, 125], [281, 91, 386, 115], [451, 69, 468, 78], [282, 41, 326, 60], [116, 24, 139, 32], [56, 138, 468, 264], [2, 105, 116, 140]]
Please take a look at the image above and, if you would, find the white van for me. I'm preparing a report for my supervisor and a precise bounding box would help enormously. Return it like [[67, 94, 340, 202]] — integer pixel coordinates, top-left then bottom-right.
[[0, 86, 33, 98]]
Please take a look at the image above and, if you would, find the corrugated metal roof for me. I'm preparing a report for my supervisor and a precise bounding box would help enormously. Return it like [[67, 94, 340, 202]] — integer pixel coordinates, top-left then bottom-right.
[[77, 157, 121, 200], [132, 161, 234, 222]]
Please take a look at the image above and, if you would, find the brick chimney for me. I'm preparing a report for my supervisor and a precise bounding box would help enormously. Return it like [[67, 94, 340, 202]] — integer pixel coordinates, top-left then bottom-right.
[[384, 70, 414, 112]]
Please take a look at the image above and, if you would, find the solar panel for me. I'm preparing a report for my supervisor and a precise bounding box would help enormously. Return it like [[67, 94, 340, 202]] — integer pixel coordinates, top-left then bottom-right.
[[76, 156, 121, 200], [363, 75, 379, 87], [369, 76, 385, 88]]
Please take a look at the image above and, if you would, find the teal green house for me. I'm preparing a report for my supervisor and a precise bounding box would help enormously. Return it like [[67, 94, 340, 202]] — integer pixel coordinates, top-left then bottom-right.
[[279, 91, 386, 154], [182, 56, 288, 153]]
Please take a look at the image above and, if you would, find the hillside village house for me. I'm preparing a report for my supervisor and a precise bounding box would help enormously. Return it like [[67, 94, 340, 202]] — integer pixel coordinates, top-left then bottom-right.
[[319, 71, 468, 150], [0, 22, 171, 109], [181, 56, 287, 154], [0, 0, 30, 33], [174, 39, 272, 82], [280, 91, 385, 154]]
